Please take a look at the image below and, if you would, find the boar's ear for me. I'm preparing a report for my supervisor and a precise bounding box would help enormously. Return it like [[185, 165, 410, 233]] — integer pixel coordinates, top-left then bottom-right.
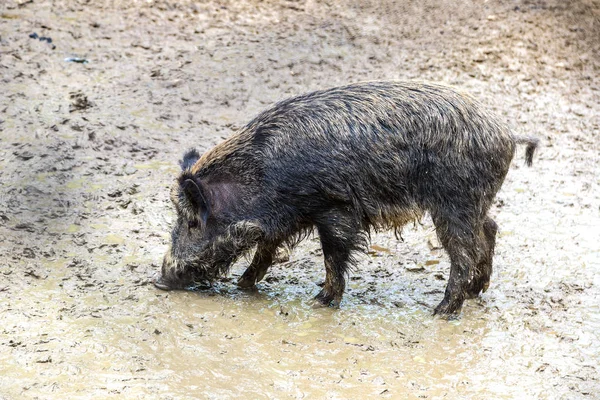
[[181, 178, 209, 224], [180, 148, 200, 170]]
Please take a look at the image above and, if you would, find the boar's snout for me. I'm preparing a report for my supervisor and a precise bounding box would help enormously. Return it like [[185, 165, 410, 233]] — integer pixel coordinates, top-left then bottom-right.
[[152, 251, 192, 290], [152, 272, 175, 291]]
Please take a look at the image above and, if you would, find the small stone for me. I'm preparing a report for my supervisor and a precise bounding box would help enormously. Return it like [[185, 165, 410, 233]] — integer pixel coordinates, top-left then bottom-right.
[[124, 165, 137, 175]]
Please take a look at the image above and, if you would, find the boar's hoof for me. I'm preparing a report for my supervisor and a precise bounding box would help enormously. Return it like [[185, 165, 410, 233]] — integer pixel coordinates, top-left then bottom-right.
[[313, 289, 341, 308], [465, 277, 490, 299], [236, 275, 257, 289], [433, 297, 463, 317]]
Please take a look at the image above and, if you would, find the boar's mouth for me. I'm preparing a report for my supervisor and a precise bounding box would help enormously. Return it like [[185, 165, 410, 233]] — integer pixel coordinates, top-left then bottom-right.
[[155, 223, 261, 291], [152, 273, 180, 290], [154, 256, 233, 291], [152, 269, 214, 291]]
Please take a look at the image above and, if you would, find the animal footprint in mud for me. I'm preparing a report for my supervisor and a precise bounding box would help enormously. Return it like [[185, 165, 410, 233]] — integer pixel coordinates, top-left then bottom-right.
[[69, 91, 94, 112]]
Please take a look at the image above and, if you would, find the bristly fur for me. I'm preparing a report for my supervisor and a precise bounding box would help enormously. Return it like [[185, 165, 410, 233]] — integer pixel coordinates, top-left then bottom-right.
[[180, 148, 200, 170], [158, 80, 538, 315]]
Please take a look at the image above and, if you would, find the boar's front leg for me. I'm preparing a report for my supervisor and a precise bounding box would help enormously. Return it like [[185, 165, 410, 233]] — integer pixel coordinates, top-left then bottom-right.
[[237, 241, 280, 288], [314, 210, 364, 308]]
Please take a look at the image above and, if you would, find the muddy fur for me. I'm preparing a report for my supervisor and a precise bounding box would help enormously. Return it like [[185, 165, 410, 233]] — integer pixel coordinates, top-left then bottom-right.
[[156, 80, 538, 315]]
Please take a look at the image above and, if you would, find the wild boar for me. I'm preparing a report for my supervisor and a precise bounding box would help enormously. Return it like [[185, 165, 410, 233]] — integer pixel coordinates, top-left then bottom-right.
[[153, 80, 538, 315]]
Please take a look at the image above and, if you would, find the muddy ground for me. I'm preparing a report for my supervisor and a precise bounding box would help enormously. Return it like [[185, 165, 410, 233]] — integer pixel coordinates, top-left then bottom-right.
[[1, 0, 599, 398]]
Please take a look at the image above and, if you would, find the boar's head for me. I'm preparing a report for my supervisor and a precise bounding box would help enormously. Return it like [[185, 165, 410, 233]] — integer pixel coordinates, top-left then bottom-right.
[[153, 149, 263, 290]]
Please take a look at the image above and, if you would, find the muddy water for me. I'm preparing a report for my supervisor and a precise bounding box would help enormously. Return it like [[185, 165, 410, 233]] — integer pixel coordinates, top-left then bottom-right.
[[1, 0, 600, 398], [2, 212, 599, 399]]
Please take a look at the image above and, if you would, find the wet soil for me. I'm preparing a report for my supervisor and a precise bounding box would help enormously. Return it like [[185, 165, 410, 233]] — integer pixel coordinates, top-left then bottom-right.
[[1, 0, 599, 398]]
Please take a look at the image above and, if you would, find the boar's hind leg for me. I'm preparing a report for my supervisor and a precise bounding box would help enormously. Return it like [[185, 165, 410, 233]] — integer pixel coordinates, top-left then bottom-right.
[[432, 213, 483, 316], [466, 216, 498, 298], [314, 212, 364, 308], [237, 242, 280, 289]]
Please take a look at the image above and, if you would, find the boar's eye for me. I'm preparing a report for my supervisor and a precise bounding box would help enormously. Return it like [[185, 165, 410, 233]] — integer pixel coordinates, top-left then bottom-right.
[[188, 219, 199, 230]]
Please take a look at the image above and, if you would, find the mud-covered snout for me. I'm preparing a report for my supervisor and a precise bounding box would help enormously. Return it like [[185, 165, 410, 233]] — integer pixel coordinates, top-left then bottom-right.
[[152, 272, 179, 291], [152, 251, 198, 291]]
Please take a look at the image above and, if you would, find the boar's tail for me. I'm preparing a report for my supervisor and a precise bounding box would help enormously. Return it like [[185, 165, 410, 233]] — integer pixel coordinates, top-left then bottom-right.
[[515, 135, 539, 167]]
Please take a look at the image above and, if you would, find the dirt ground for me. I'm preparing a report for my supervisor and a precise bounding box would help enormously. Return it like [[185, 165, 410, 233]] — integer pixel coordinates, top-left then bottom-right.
[[1, 0, 599, 398]]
